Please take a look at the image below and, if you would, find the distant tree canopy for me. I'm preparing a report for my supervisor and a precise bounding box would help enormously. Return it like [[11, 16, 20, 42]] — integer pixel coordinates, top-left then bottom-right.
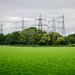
[[0, 27, 75, 45], [0, 33, 5, 45], [54, 37, 65, 45], [67, 34, 75, 44]]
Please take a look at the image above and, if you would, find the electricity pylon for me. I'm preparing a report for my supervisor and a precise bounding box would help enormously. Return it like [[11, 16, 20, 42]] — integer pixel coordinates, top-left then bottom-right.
[[35, 14, 48, 31], [0, 21, 4, 33], [56, 14, 66, 36], [17, 17, 28, 31], [48, 16, 56, 32]]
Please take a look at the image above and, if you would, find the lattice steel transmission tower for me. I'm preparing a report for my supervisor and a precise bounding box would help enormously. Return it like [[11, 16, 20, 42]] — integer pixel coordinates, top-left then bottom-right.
[[18, 17, 28, 31], [0, 21, 4, 33], [35, 14, 48, 31], [57, 14, 66, 36], [48, 16, 56, 32]]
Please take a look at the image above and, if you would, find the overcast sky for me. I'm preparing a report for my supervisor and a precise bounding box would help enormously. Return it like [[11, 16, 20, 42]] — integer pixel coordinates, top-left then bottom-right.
[[0, 0, 75, 35]]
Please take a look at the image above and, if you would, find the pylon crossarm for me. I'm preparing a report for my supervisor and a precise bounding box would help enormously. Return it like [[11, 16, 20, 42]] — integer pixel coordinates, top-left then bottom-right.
[[48, 21, 52, 23], [42, 24, 48, 26], [35, 19, 39, 21], [56, 21, 62, 23], [42, 19, 47, 21]]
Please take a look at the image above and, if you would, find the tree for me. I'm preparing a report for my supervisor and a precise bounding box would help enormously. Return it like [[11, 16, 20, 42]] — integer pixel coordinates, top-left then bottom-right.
[[35, 29, 46, 45], [53, 32, 61, 45], [48, 31, 55, 45], [5, 33, 11, 45], [54, 37, 65, 45], [20, 27, 46, 45], [10, 32, 20, 45], [27, 29, 37, 45], [64, 36, 69, 45], [0, 33, 5, 45], [40, 33, 51, 45], [47, 31, 61, 45], [67, 34, 75, 44], [69, 37, 75, 44], [20, 27, 37, 45], [1, 27, 69, 46], [40, 31, 62, 45]]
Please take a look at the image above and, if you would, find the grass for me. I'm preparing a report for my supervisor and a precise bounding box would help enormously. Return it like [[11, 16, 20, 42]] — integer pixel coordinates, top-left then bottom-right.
[[0, 46, 75, 75]]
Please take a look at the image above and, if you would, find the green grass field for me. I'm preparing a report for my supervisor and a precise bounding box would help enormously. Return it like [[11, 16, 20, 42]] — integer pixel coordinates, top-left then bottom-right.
[[0, 46, 75, 75]]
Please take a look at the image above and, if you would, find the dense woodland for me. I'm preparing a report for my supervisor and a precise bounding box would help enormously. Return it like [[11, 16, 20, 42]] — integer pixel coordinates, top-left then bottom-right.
[[0, 27, 75, 46]]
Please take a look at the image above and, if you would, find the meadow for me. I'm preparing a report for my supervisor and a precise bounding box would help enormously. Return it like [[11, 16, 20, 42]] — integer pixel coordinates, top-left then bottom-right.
[[0, 46, 75, 75]]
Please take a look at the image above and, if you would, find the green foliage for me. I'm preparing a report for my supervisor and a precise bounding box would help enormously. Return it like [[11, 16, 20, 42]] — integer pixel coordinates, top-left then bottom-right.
[[20, 28, 37, 45], [40, 33, 51, 45], [48, 32, 62, 45], [40, 32, 62, 45], [10, 32, 20, 45], [55, 37, 65, 45], [53, 32, 61, 44], [20, 27, 46, 45], [5, 33, 11, 45], [1, 27, 75, 45], [25, 29, 37, 45], [64, 36, 69, 45], [67, 34, 75, 44], [0, 47, 75, 75], [0, 33, 5, 45]]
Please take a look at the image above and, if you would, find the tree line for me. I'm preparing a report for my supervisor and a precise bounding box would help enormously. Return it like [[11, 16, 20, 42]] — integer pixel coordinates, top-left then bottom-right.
[[0, 27, 75, 45]]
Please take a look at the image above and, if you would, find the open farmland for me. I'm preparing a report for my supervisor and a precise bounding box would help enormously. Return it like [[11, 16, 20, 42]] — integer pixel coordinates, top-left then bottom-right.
[[0, 46, 75, 75]]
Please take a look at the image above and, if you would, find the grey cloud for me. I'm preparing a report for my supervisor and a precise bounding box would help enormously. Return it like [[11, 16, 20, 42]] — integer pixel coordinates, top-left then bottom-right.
[[0, 0, 75, 10], [0, 0, 75, 35]]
